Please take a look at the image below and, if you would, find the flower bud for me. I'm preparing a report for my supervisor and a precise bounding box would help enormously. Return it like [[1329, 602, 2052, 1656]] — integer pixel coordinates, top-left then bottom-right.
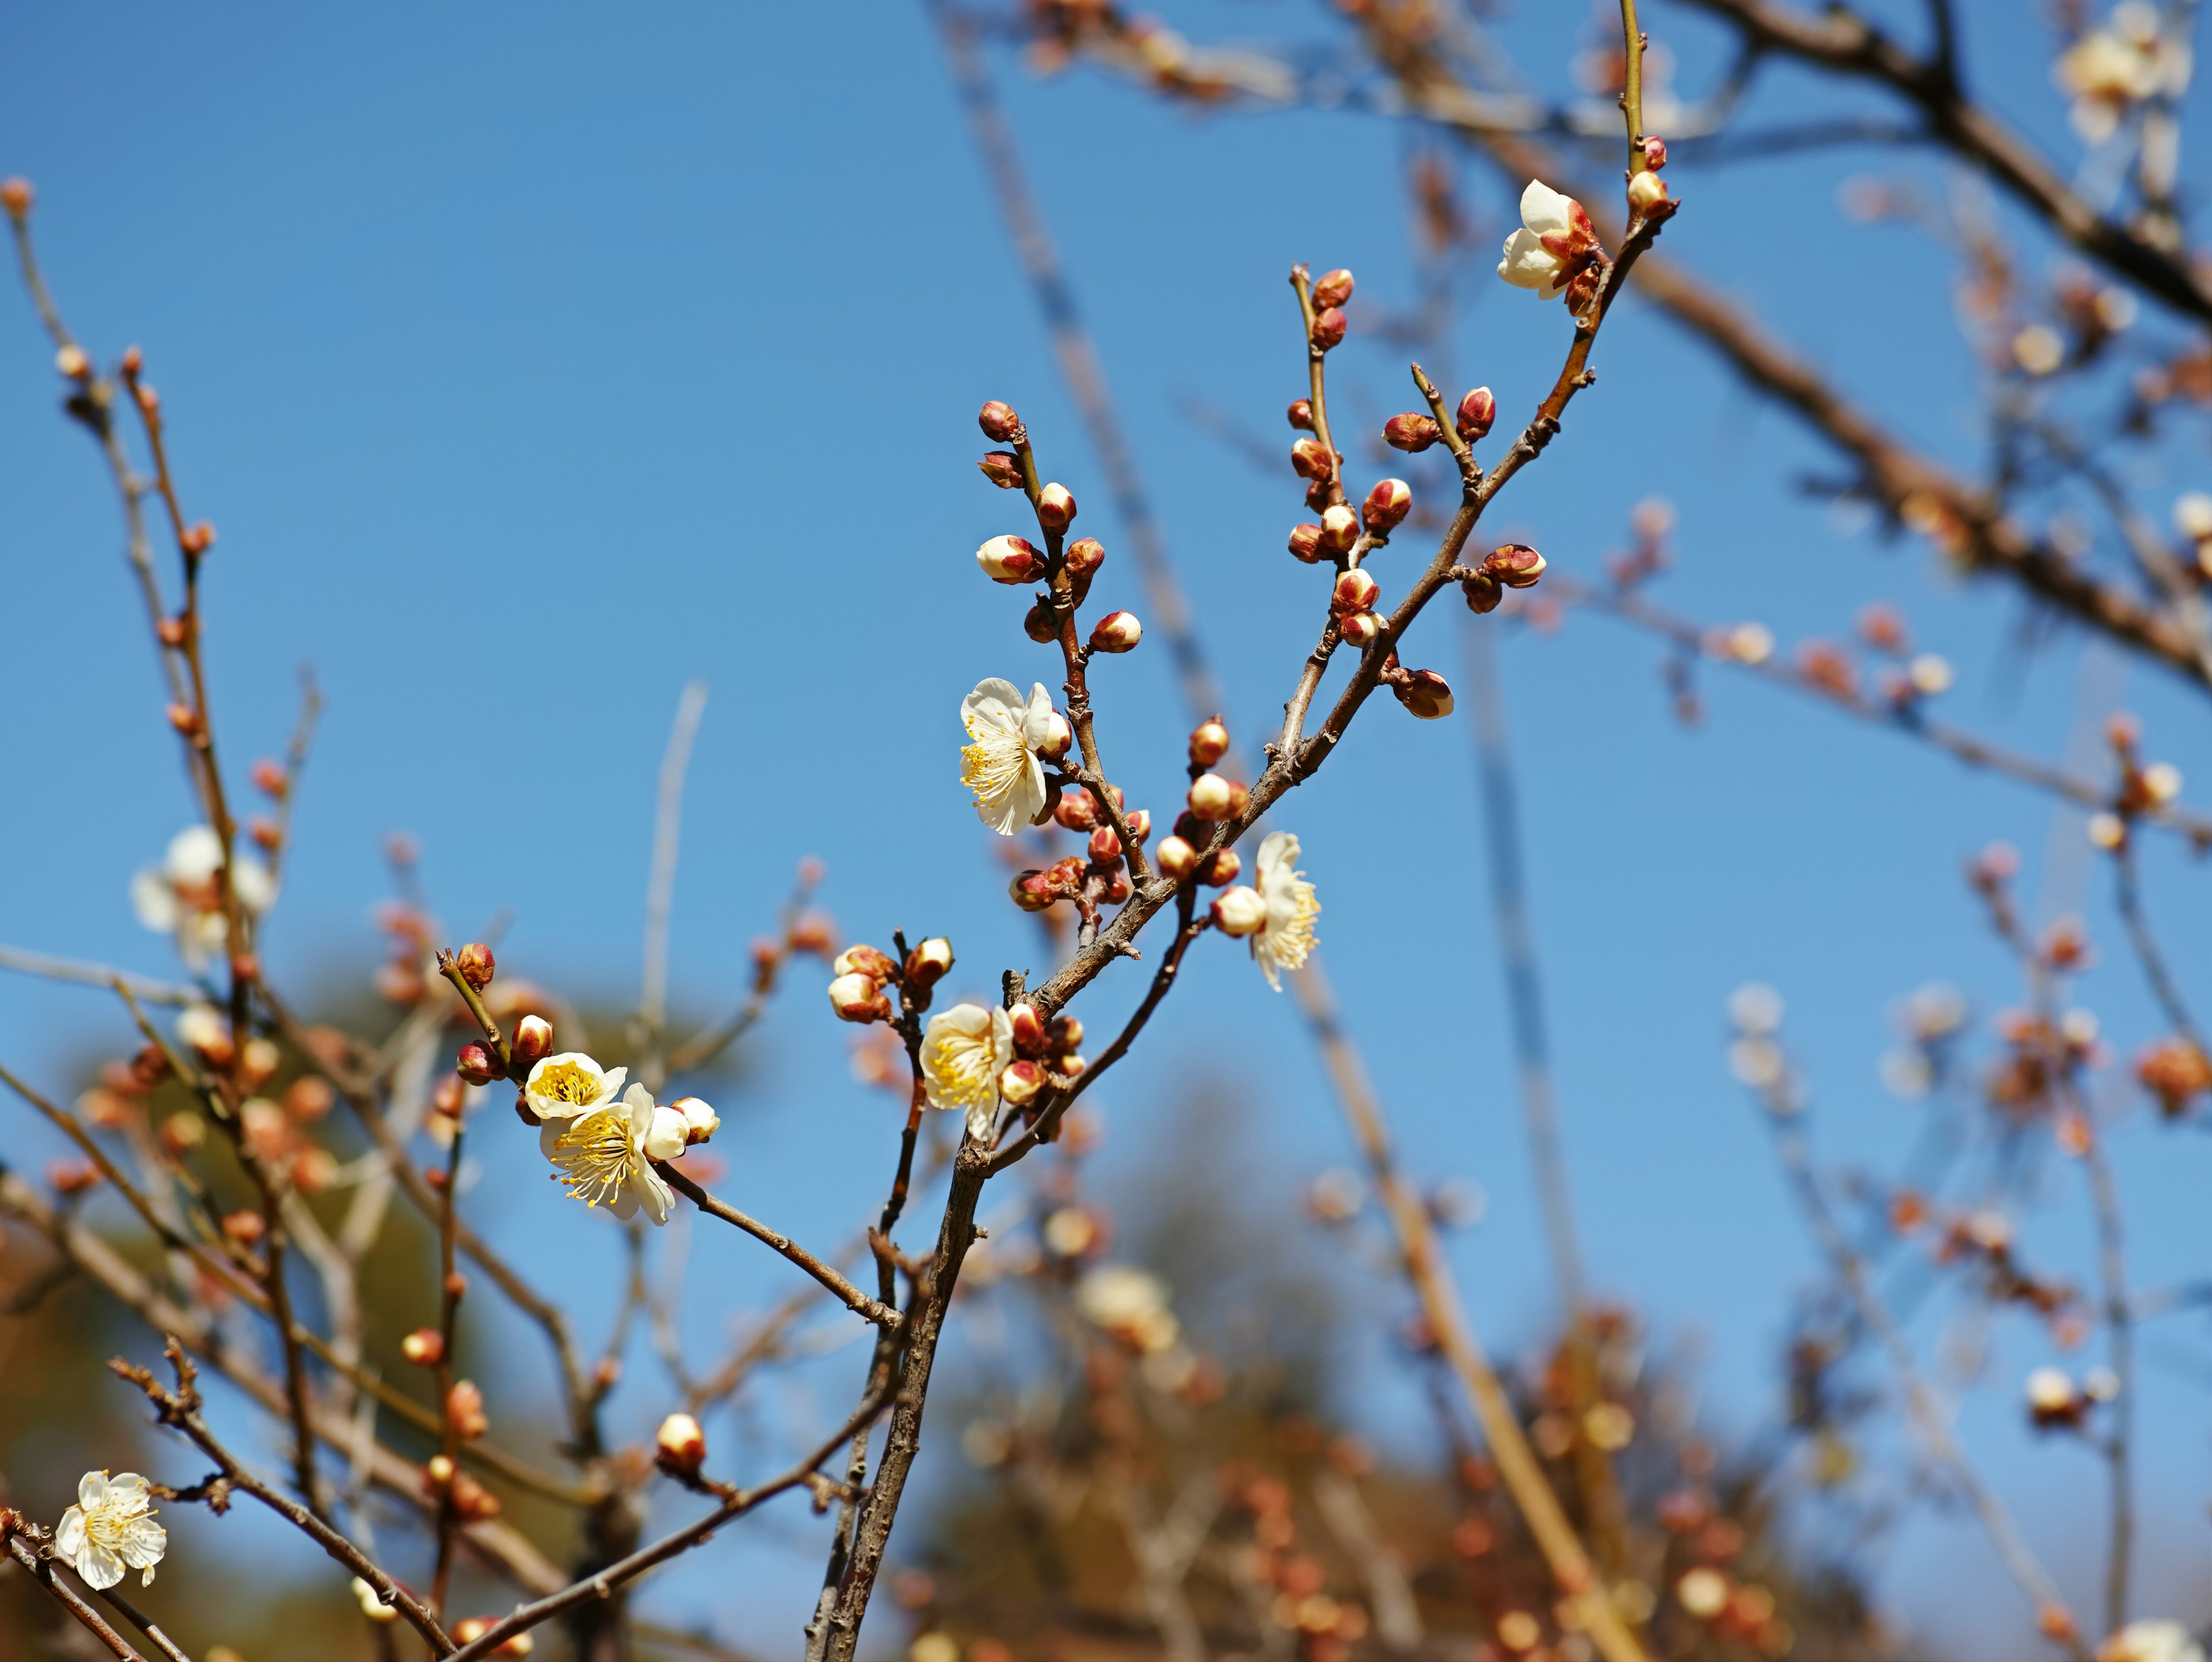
[[1089, 611, 1142, 653], [1188, 718, 1230, 767], [1311, 306, 1347, 350], [1484, 543, 1546, 588], [1009, 869, 1059, 912], [1037, 482, 1077, 532], [1312, 267, 1355, 308], [1187, 773, 1246, 821], [1319, 503, 1359, 554], [1290, 438, 1335, 482], [978, 533, 1043, 585], [978, 451, 1023, 489], [1362, 478, 1411, 535], [1340, 610, 1384, 648], [1052, 1014, 1085, 1050], [55, 343, 90, 381], [402, 1328, 445, 1367], [1123, 807, 1151, 841], [454, 942, 496, 991], [1462, 573, 1502, 614], [1332, 567, 1380, 615], [1286, 397, 1315, 431], [0, 177, 31, 218], [160, 1111, 203, 1154], [510, 1015, 554, 1070], [431, 1074, 467, 1119], [1199, 848, 1243, 886], [1054, 788, 1100, 832], [354, 1578, 400, 1624], [978, 400, 1021, 441], [828, 972, 891, 1023], [1642, 135, 1668, 171], [998, 1059, 1045, 1106], [448, 1380, 490, 1440], [1628, 169, 1669, 213], [1007, 1001, 1049, 1055], [833, 945, 897, 982], [1156, 835, 1198, 880], [180, 521, 215, 556], [1384, 413, 1442, 452], [1211, 886, 1267, 936], [1064, 536, 1105, 579], [656, 1411, 707, 1478], [156, 617, 187, 648], [1024, 603, 1060, 643], [251, 757, 290, 797], [1088, 826, 1122, 863], [1287, 523, 1325, 563], [1394, 668, 1455, 720], [904, 937, 954, 990], [1456, 387, 1497, 442]]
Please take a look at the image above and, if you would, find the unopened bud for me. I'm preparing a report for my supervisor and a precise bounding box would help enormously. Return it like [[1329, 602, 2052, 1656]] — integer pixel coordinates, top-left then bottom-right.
[[402, 1328, 445, 1367], [156, 616, 187, 648], [1332, 567, 1380, 615], [1009, 1001, 1048, 1055], [978, 400, 1021, 441], [656, 1411, 707, 1477], [1384, 413, 1441, 452], [1394, 668, 1455, 720], [1024, 603, 1060, 643], [1156, 836, 1198, 880], [166, 702, 200, 737], [55, 344, 90, 381], [447, 1380, 490, 1440], [1340, 610, 1384, 648], [904, 937, 955, 990], [1123, 807, 1151, 841], [1054, 788, 1099, 832], [1287, 523, 1325, 563], [1462, 573, 1502, 614], [1189, 718, 1230, 766], [0, 177, 31, 218], [1286, 398, 1315, 431], [1484, 543, 1546, 588], [978, 451, 1023, 489], [1064, 536, 1105, 579], [1088, 826, 1122, 862], [1038, 710, 1073, 759], [1628, 169, 1669, 213], [219, 1207, 263, 1243], [456, 1044, 498, 1086], [425, 1455, 456, 1490], [354, 1578, 400, 1624], [1312, 267, 1355, 309], [1362, 478, 1411, 535], [978, 533, 1043, 584], [1089, 611, 1142, 653], [1036, 482, 1077, 532], [1456, 387, 1497, 442], [181, 521, 215, 556], [1319, 503, 1359, 554], [248, 816, 281, 851], [454, 942, 495, 991], [1199, 848, 1243, 886], [1311, 306, 1347, 350], [1642, 135, 1668, 171], [251, 757, 289, 797], [431, 1074, 466, 1119], [998, 1059, 1045, 1106], [1009, 869, 1059, 912], [1187, 773, 1247, 821], [833, 945, 897, 982], [510, 1015, 554, 1069], [1291, 438, 1335, 482], [1211, 886, 1267, 936], [828, 972, 890, 1023]]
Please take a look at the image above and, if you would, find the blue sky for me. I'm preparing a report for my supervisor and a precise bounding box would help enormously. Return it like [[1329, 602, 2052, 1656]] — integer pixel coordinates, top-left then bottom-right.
[[6, 2, 2212, 1654]]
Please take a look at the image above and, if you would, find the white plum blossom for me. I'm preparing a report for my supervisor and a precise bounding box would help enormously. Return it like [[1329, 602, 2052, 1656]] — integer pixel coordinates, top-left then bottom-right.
[[1076, 1264, 1179, 1354], [1251, 831, 1320, 991], [55, 1471, 166, 1591], [522, 1052, 627, 1123], [539, 1081, 688, 1225], [960, 679, 1058, 835], [921, 1002, 1014, 1139], [2057, 5, 2188, 142], [1497, 180, 1601, 306], [130, 825, 276, 969], [2099, 1619, 2207, 1662]]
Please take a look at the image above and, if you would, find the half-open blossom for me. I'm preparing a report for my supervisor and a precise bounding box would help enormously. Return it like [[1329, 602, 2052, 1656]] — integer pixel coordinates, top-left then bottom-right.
[[522, 1052, 627, 1123], [55, 1471, 166, 1590], [669, 1096, 719, 1144], [130, 825, 276, 968], [1497, 180, 1601, 306], [1211, 885, 1266, 937], [1251, 831, 1320, 990], [539, 1082, 688, 1225], [961, 679, 1058, 834], [921, 1002, 1014, 1139]]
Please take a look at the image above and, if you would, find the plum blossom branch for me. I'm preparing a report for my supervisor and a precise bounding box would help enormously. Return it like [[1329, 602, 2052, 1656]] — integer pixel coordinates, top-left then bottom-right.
[[0, 1524, 149, 1662]]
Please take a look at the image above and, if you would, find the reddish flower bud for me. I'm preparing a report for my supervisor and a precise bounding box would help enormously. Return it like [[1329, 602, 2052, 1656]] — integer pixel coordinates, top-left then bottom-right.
[[1008, 1001, 1049, 1056], [1188, 718, 1230, 767], [1125, 808, 1153, 844], [1287, 523, 1325, 563], [1332, 567, 1380, 615], [656, 1412, 707, 1478], [1286, 398, 1315, 431], [1394, 668, 1455, 720], [454, 942, 496, 991], [219, 1207, 263, 1243], [449, 1471, 500, 1522], [1456, 387, 1497, 442], [828, 972, 891, 1023], [1187, 774, 1249, 821], [1290, 438, 1335, 482], [181, 521, 216, 556], [448, 1380, 490, 1440], [0, 177, 31, 218], [285, 1077, 334, 1121], [1211, 885, 1267, 936], [1341, 610, 1384, 648], [1484, 543, 1546, 588], [978, 400, 1021, 441], [1054, 788, 1099, 833], [1064, 536, 1105, 579], [455, 1044, 500, 1089], [432, 1074, 466, 1119], [1156, 836, 1199, 880], [1036, 482, 1077, 532], [251, 757, 289, 797], [1642, 135, 1668, 171], [1089, 611, 1142, 653], [156, 616, 188, 648], [1312, 267, 1355, 309], [833, 944, 898, 982], [1199, 848, 1243, 886], [1009, 869, 1059, 913], [998, 1059, 1046, 1106], [1629, 171, 1668, 214], [1384, 413, 1442, 452], [1088, 826, 1122, 863], [510, 1015, 554, 1069], [1462, 573, 1502, 614], [1024, 603, 1060, 643], [248, 816, 281, 851], [402, 1328, 445, 1367], [904, 936, 955, 990], [978, 533, 1043, 584], [1319, 503, 1359, 554], [1311, 306, 1347, 350], [166, 702, 200, 736], [1363, 478, 1412, 535], [978, 451, 1023, 489]]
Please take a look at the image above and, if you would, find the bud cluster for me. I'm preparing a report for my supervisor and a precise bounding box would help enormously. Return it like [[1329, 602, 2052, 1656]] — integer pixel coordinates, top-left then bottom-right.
[[829, 936, 955, 1025], [1016, 781, 1150, 925]]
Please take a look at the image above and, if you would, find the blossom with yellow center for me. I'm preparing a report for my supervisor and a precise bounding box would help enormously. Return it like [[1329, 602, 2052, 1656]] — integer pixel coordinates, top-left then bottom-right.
[[960, 678, 1058, 835], [539, 1082, 688, 1225], [522, 1052, 627, 1123], [921, 1002, 1014, 1139], [1252, 831, 1319, 991], [55, 1470, 166, 1591]]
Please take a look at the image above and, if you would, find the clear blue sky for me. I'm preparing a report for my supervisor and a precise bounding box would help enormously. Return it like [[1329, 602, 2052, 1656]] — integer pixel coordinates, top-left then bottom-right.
[[6, 2, 2211, 1654]]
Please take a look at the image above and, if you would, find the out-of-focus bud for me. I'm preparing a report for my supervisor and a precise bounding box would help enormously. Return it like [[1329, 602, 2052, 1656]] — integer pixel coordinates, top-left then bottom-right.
[[1319, 503, 1359, 554], [354, 1577, 400, 1624], [177, 1005, 233, 1067], [2025, 1367, 2082, 1430], [1051, 1014, 1085, 1051], [155, 618, 187, 649], [978, 451, 1023, 489], [1199, 848, 1243, 886], [456, 1044, 498, 1086], [1311, 306, 1347, 350], [1287, 398, 1315, 431], [1036, 482, 1077, 532], [167, 702, 201, 738], [978, 400, 1021, 441], [510, 1015, 554, 1070], [978, 533, 1043, 585], [671, 1096, 720, 1144], [1090, 611, 1142, 653], [1156, 836, 1198, 880], [1023, 603, 1060, 643], [1188, 718, 1230, 766], [998, 1059, 1045, 1106], [448, 1380, 490, 1440], [431, 1074, 467, 1120], [1642, 135, 1668, 171], [1008, 1001, 1049, 1057], [834, 944, 897, 982], [1211, 886, 1267, 936], [247, 815, 281, 851], [1064, 536, 1105, 579], [285, 1077, 334, 1122], [251, 758, 290, 798], [1332, 567, 1380, 615], [1187, 774, 1247, 821], [1362, 478, 1412, 535], [1628, 169, 1669, 213], [180, 522, 216, 556], [1384, 413, 1442, 452], [1054, 788, 1100, 832], [402, 1328, 445, 1367], [829, 972, 891, 1022], [1287, 523, 1325, 563], [656, 1411, 707, 1478], [454, 942, 495, 991], [47, 1161, 99, 1197], [1290, 438, 1335, 482], [56, 343, 91, 381], [1485, 543, 1546, 588], [239, 1036, 281, 1088], [449, 1470, 501, 1523], [904, 937, 955, 990], [1313, 268, 1355, 308], [1395, 668, 1455, 720], [1341, 611, 1384, 648], [160, 1111, 204, 1154], [0, 177, 31, 218], [1009, 869, 1059, 913], [1456, 387, 1497, 442], [1087, 826, 1122, 863]]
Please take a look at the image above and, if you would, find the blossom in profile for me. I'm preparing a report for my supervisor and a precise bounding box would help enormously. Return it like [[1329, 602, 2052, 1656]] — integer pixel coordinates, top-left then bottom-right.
[[921, 1002, 1014, 1139], [960, 679, 1058, 835], [1497, 181, 1600, 304], [539, 1082, 688, 1225], [1077, 1264, 1179, 1354], [1251, 831, 1320, 990], [55, 1471, 166, 1590], [130, 825, 275, 968], [522, 1053, 627, 1123]]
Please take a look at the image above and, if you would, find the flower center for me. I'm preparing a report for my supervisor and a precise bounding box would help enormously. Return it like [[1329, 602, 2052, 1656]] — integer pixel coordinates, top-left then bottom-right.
[[961, 726, 1029, 805], [85, 1496, 149, 1551], [535, 1061, 601, 1106], [927, 1030, 997, 1108], [1263, 879, 1319, 970], [550, 1108, 637, 1207]]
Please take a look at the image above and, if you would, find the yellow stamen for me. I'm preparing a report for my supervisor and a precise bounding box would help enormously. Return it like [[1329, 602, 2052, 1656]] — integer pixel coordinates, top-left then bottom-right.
[[549, 1108, 637, 1208], [534, 1061, 602, 1106]]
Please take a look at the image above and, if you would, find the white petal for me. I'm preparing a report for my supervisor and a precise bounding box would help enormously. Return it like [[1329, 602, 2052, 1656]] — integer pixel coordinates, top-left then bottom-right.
[[643, 1106, 689, 1163], [1518, 179, 1574, 237], [965, 1100, 999, 1143], [80, 1544, 125, 1591], [537, 1119, 567, 1163], [78, 1472, 109, 1509], [1498, 229, 1565, 297], [603, 1066, 628, 1097], [55, 1508, 86, 1558], [988, 1006, 1016, 1072], [608, 1185, 640, 1221], [1256, 830, 1298, 888], [962, 679, 1025, 738], [164, 826, 225, 884], [635, 1166, 675, 1226], [1020, 683, 1057, 749], [230, 857, 277, 913], [130, 869, 180, 933]]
